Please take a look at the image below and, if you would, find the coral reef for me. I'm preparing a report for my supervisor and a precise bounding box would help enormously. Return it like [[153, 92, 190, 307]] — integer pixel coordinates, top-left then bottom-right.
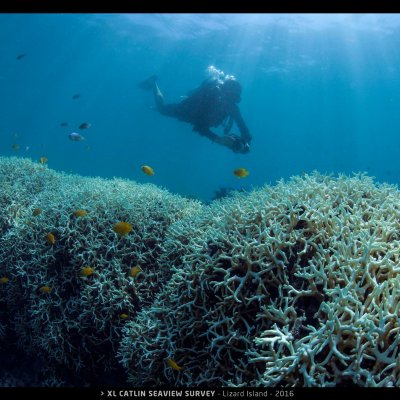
[[118, 172, 400, 387], [211, 187, 238, 201], [1, 156, 400, 387], [0, 157, 202, 377]]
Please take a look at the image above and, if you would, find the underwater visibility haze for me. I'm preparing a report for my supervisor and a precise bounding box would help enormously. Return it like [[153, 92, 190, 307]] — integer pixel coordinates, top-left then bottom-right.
[[1, 13, 400, 201], [2, 13, 400, 388]]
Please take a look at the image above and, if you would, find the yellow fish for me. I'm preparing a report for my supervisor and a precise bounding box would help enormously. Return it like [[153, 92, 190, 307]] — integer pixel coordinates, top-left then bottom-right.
[[73, 209, 88, 217], [80, 266, 94, 277], [166, 358, 182, 371], [141, 165, 155, 176], [39, 156, 48, 164], [46, 232, 55, 245], [119, 313, 129, 319], [130, 265, 142, 277], [0, 277, 9, 284], [233, 168, 249, 178], [113, 221, 133, 236], [39, 285, 52, 294]]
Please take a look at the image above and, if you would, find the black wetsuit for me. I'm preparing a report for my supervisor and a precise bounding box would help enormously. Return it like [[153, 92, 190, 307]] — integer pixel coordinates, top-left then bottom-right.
[[156, 78, 252, 146]]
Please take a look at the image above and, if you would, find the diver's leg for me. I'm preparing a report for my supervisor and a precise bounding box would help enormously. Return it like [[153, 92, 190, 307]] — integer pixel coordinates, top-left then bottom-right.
[[158, 103, 181, 118], [153, 82, 165, 110], [153, 83, 183, 118], [138, 75, 181, 118], [137, 75, 165, 110]]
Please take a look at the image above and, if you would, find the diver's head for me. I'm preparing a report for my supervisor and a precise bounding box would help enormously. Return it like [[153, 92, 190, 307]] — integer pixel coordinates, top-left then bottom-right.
[[221, 78, 242, 103]]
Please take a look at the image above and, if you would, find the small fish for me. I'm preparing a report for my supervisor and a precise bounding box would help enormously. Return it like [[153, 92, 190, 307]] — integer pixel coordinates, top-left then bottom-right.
[[46, 233, 55, 245], [141, 165, 155, 176], [39, 156, 48, 164], [68, 132, 85, 141], [32, 208, 42, 216], [130, 265, 142, 277], [233, 168, 249, 178], [60, 122, 68, 127], [79, 122, 91, 130], [73, 209, 88, 217], [72, 94, 81, 99], [0, 277, 9, 284], [39, 286, 52, 294], [80, 266, 94, 277], [11, 143, 20, 151], [16, 54, 26, 60], [166, 358, 182, 371], [119, 313, 129, 320], [113, 221, 133, 236]]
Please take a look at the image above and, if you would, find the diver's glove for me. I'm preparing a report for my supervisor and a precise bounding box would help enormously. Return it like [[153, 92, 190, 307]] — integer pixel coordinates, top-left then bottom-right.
[[236, 139, 250, 154], [215, 134, 250, 154]]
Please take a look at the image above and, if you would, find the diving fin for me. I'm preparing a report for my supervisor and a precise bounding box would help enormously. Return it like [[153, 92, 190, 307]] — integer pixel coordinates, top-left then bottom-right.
[[137, 74, 158, 91]]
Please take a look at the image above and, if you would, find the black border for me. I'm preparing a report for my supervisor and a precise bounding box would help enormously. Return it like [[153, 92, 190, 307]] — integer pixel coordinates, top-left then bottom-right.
[[2, 3, 400, 397], [1, 387, 400, 400], [2, 1, 400, 13]]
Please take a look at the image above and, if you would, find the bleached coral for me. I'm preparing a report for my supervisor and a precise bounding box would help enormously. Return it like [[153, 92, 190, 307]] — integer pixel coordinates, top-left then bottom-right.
[[2, 156, 400, 386], [119, 172, 400, 387], [0, 157, 202, 374]]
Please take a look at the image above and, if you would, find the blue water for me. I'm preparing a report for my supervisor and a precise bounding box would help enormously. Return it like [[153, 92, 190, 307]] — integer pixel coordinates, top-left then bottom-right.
[[1, 13, 400, 202]]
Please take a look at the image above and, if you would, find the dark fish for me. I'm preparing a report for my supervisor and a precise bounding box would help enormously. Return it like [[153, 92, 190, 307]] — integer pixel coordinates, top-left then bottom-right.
[[79, 122, 91, 130], [60, 122, 68, 127], [16, 54, 26, 60], [72, 94, 81, 100]]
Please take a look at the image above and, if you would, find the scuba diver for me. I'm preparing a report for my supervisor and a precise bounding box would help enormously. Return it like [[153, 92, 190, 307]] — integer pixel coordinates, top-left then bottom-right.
[[138, 67, 252, 154]]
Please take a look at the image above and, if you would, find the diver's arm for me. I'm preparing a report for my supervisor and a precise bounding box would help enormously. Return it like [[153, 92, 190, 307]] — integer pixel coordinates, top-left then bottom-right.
[[195, 126, 219, 142], [223, 116, 234, 135], [195, 126, 245, 152], [232, 105, 252, 144]]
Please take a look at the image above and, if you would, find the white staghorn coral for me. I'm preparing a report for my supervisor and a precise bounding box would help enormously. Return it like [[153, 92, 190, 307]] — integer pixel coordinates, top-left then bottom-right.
[[1, 157, 400, 386], [0, 157, 202, 375], [119, 171, 400, 387]]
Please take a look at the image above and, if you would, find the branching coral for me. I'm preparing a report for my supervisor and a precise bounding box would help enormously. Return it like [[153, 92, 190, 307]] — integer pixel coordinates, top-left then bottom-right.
[[2, 156, 400, 387], [119, 172, 400, 387], [0, 157, 202, 375]]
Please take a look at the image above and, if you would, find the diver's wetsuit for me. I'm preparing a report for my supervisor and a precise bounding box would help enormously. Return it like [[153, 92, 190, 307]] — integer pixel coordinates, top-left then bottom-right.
[[154, 78, 252, 153]]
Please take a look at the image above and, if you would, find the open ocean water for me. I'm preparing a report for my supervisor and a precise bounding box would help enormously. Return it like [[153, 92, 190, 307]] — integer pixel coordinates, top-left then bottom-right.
[[1, 14, 400, 202]]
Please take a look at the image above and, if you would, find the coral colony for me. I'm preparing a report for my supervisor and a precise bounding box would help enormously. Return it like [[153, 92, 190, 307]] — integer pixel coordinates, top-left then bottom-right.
[[1, 156, 400, 386]]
